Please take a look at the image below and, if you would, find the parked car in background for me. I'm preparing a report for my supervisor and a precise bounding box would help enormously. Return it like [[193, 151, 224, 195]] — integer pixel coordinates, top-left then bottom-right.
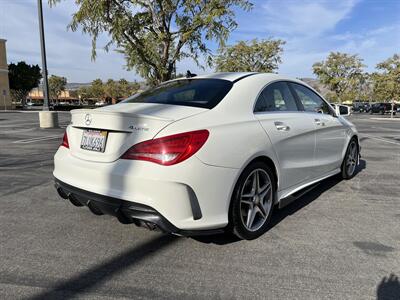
[[95, 101, 107, 106], [369, 102, 397, 115], [363, 103, 372, 113], [353, 101, 372, 113], [353, 101, 367, 113]]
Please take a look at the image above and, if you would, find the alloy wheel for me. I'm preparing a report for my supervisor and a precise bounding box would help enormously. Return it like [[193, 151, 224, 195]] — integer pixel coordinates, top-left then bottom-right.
[[346, 141, 358, 176], [239, 169, 273, 232]]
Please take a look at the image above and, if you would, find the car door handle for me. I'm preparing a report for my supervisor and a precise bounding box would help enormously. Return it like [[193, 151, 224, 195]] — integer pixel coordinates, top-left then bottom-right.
[[274, 121, 290, 131], [314, 118, 325, 126]]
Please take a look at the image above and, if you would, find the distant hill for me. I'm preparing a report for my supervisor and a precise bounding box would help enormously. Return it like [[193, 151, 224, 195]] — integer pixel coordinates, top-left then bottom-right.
[[66, 82, 92, 90]]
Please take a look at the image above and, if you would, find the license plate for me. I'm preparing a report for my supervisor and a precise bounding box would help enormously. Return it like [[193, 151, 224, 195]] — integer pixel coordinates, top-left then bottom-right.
[[80, 130, 108, 152]]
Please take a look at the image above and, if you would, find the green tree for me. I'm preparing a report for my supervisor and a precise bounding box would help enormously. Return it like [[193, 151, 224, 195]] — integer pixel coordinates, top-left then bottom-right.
[[118, 79, 140, 97], [312, 52, 366, 103], [48, 75, 67, 103], [104, 79, 119, 100], [90, 78, 105, 100], [8, 61, 42, 105], [77, 86, 93, 101], [49, 0, 252, 85], [372, 54, 400, 103], [104, 78, 141, 102], [355, 73, 373, 102], [215, 39, 285, 72]]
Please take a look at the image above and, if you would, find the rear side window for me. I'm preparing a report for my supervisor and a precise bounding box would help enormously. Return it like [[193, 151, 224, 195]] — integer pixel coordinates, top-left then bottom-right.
[[254, 82, 299, 112], [123, 79, 233, 109], [290, 83, 331, 114]]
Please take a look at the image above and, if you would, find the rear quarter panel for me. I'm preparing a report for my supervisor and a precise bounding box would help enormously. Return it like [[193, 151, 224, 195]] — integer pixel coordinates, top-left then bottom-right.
[[154, 75, 282, 191]]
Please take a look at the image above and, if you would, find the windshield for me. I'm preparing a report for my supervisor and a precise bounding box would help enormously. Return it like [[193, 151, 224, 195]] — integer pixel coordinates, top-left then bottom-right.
[[122, 79, 233, 109]]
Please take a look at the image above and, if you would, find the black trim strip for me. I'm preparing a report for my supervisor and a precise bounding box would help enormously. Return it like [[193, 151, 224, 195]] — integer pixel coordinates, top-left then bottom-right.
[[232, 73, 258, 83], [187, 186, 203, 220]]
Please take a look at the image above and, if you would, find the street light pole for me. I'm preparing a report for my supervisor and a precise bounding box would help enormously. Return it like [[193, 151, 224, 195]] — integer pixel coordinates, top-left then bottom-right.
[[37, 0, 49, 111], [37, 0, 58, 128]]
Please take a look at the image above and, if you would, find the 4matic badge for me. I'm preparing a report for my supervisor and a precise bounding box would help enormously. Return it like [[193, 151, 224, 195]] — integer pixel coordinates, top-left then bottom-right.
[[128, 125, 149, 132]]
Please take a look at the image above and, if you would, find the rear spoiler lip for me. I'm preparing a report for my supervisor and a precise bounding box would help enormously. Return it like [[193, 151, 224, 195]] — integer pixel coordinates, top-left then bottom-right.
[[70, 108, 174, 122], [71, 126, 131, 133]]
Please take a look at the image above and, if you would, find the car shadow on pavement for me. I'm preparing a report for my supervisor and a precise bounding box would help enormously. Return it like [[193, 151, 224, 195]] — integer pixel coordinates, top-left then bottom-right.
[[28, 235, 178, 300], [376, 274, 400, 300], [194, 159, 366, 245]]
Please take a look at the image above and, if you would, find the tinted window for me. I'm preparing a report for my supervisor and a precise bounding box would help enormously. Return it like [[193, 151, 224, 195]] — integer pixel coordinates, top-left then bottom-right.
[[254, 82, 299, 112], [123, 79, 233, 109], [290, 83, 331, 114]]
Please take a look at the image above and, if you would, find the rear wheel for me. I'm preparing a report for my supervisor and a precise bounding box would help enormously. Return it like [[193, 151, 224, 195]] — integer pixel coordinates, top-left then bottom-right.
[[341, 139, 358, 179], [229, 162, 275, 240]]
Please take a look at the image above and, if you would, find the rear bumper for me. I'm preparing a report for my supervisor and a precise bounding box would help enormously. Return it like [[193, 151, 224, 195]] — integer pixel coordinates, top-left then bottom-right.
[[53, 147, 239, 230], [54, 178, 224, 236]]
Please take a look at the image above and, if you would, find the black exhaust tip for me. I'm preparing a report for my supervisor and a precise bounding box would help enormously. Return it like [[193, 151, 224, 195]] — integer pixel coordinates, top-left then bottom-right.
[[57, 187, 69, 199], [87, 201, 104, 215], [116, 211, 132, 224], [140, 220, 158, 231], [68, 194, 84, 207]]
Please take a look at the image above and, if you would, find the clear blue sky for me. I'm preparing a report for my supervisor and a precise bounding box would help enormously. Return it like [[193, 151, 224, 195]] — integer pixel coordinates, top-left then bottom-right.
[[0, 0, 399, 82]]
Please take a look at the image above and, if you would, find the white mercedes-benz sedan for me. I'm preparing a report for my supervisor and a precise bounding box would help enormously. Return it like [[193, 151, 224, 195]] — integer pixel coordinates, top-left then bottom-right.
[[54, 72, 360, 240]]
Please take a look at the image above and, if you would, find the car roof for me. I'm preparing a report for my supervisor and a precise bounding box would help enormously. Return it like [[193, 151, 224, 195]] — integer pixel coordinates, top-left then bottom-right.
[[191, 72, 305, 83], [194, 72, 258, 82]]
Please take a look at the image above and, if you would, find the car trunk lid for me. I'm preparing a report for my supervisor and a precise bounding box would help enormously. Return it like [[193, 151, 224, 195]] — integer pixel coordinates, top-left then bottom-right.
[[67, 103, 207, 162]]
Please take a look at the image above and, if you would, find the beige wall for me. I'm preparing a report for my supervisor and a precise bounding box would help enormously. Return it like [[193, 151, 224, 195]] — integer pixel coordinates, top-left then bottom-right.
[[29, 88, 71, 100], [0, 39, 12, 110]]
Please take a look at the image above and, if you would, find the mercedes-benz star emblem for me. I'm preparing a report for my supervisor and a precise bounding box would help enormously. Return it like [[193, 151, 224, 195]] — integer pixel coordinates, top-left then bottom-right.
[[84, 114, 92, 126]]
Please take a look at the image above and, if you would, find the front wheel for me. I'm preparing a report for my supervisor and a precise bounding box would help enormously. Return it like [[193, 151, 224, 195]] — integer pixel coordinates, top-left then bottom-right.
[[341, 139, 359, 179], [229, 162, 275, 240]]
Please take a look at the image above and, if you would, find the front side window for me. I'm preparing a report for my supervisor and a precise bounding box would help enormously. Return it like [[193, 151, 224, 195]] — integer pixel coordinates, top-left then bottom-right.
[[122, 79, 233, 109], [254, 82, 299, 112], [290, 83, 331, 114]]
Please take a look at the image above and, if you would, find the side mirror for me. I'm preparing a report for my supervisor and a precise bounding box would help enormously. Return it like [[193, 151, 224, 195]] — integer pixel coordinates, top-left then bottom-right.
[[337, 105, 351, 116]]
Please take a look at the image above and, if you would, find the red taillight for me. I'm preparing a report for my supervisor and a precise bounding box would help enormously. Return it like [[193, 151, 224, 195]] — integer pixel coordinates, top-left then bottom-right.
[[61, 132, 69, 148], [121, 130, 209, 166]]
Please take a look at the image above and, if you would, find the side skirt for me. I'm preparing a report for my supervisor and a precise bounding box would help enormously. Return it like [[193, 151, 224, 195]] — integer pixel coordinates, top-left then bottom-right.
[[277, 168, 340, 209], [278, 183, 319, 209]]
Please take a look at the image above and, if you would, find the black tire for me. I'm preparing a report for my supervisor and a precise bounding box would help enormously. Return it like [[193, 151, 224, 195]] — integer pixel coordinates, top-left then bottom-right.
[[229, 161, 275, 240], [341, 138, 359, 180]]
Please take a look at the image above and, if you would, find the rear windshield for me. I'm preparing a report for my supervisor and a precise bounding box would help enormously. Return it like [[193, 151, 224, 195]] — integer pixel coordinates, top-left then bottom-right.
[[122, 79, 233, 109]]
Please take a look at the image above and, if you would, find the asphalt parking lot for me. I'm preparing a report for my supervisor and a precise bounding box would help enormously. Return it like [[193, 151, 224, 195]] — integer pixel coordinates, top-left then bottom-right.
[[0, 111, 399, 299]]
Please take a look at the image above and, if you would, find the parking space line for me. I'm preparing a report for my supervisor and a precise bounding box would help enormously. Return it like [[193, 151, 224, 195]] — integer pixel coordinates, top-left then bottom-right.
[[0, 123, 69, 128], [371, 126, 400, 132], [13, 135, 61, 144], [370, 117, 400, 121], [363, 134, 400, 146], [0, 122, 39, 128], [0, 128, 36, 134]]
